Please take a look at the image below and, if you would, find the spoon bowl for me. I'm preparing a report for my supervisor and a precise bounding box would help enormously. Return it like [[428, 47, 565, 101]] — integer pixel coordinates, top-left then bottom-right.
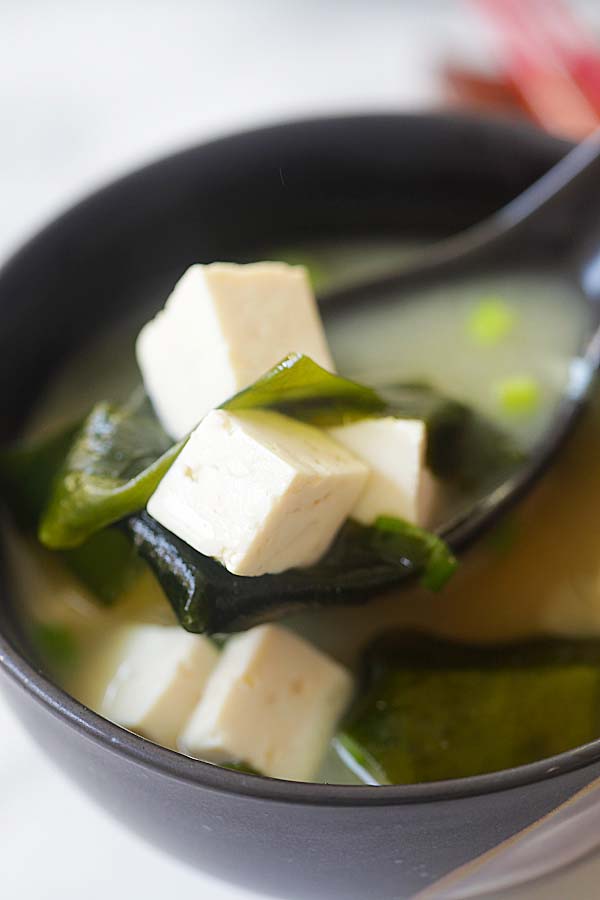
[[321, 135, 600, 550]]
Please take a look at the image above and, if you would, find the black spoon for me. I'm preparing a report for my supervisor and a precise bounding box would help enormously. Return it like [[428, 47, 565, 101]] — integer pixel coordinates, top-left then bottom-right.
[[320, 133, 600, 552]]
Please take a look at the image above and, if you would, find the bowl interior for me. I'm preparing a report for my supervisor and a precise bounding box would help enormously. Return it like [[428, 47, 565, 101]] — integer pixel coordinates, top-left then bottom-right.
[[1, 112, 585, 801]]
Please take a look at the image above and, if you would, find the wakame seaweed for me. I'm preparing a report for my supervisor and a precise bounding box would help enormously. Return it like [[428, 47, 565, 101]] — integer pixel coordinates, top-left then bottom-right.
[[39, 397, 181, 549], [223, 353, 386, 425], [337, 633, 600, 784], [0, 354, 520, 626], [0, 419, 140, 603], [124, 513, 456, 634], [0, 422, 81, 531]]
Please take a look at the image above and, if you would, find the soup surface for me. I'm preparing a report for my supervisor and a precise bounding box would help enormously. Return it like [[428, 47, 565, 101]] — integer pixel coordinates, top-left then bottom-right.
[[5, 239, 597, 785]]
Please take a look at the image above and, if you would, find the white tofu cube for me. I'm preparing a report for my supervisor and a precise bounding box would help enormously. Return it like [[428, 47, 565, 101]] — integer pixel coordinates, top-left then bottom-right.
[[327, 416, 430, 526], [136, 262, 335, 439], [99, 625, 218, 747], [147, 409, 368, 576], [180, 624, 353, 780]]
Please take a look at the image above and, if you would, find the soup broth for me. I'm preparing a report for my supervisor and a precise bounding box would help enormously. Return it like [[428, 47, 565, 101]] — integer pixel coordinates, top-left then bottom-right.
[[5, 239, 595, 785]]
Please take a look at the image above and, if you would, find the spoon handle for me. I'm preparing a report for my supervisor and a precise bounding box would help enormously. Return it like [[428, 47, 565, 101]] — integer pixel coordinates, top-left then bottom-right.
[[439, 130, 600, 263], [319, 132, 600, 312], [496, 129, 600, 233]]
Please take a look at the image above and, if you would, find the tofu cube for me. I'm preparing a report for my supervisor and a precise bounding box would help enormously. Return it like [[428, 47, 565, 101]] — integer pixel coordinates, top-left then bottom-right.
[[327, 416, 430, 526], [99, 625, 218, 747], [136, 262, 335, 439], [180, 624, 354, 780], [147, 409, 368, 576]]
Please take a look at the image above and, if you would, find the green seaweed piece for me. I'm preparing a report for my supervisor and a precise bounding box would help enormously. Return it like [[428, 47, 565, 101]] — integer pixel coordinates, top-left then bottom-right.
[[337, 633, 600, 784], [62, 528, 141, 604], [31, 622, 79, 670], [0, 422, 140, 603], [0, 422, 80, 530], [225, 353, 387, 426], [219, 760, 261, 775], [39, 399, 181, 549], [125, 513, 456, 634]]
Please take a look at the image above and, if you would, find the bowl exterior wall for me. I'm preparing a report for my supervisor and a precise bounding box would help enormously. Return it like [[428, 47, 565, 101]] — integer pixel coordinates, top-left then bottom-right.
[[3, 673, 600, 900]]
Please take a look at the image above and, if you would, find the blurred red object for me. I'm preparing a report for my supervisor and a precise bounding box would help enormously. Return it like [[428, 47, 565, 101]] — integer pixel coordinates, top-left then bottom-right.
[[443, 63, 525, 116], [532, 0, 600, 113], [445, 0, 600, 140]]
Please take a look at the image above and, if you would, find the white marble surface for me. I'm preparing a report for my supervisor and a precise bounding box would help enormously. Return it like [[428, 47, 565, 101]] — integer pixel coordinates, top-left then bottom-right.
[[2, 2, 600, 898]]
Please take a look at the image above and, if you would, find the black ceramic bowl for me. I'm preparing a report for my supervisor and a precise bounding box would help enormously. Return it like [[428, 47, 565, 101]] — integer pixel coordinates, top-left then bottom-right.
[[1, 114, 594, 900]]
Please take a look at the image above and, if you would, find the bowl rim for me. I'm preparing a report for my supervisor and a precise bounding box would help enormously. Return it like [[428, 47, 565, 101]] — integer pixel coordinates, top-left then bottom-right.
[[2, 109, 596, 808]]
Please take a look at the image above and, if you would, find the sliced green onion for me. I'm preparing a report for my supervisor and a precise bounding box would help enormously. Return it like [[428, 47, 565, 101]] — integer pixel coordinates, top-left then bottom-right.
[[467, 298, 516, 346], [495, 376, 541, 417]]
